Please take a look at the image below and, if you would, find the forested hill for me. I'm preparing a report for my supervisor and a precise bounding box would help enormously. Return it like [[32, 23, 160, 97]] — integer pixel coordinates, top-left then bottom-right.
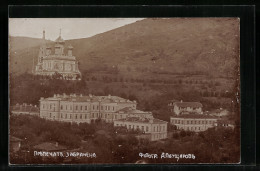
[[9, 18, 239, 78]]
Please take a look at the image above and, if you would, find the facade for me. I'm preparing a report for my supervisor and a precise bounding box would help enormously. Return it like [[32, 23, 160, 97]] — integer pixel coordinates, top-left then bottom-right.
[[114, 117, 168, 141], [11, 103, 39, 116], [10, 136, 22, 153], [34, 30, 81, 80], [39, 94, 137, 124], [168, 100, 203, 115], [170, 115, 218, 132]]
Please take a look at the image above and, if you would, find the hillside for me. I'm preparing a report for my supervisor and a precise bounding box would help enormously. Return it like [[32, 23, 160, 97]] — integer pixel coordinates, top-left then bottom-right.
[[9, 18, 240, 78]]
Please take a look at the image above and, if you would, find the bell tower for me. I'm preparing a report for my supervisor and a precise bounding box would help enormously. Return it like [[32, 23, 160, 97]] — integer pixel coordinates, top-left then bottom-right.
[[42, 30, 45, 40]]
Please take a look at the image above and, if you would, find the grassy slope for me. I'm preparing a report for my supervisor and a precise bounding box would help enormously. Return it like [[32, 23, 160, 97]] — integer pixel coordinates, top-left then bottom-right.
[[9, 18, 240, 78]]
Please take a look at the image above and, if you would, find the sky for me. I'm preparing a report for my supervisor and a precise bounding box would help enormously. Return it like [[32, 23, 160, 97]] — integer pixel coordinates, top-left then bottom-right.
[[9, 18, 144, 40]]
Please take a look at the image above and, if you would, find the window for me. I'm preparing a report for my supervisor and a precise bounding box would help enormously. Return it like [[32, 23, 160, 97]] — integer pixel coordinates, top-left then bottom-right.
[[50, 113, 51, 117], [93, 106, 95, 110], [137, 126, 139, 130], [85, 106, 87, 110], [182, 120, 184, 124], [70, 105, 72, 110], [198, 121, 200, 124], [191, 121, 193, 124], [129, 125, 131, 129], [141, 126, 144, 131], [81, 106, 83, 110], [202, 121, 204, 124], [205, 121, 207, 124], [61, 105, 63, 110], [198, 127, 200, 130], [187, 121, 189, 124], [195, 127, 197, 130], [97, 105, 99, 110], [146, 126, 149, 132], [75, 115, 77, 119], [85, 114, 87, 119], [101, 106, 103, 110], [65, 114, 67, 119], [154, 127, 155, 132], [80, 114, 82, 119], [113, 107, 115, 111], [66, 105, 67, 110], [70, 114, 72, 119], [178, 120, 180, 124], [194, 121, 196, 124], [61, 114, 63, 118], [108, 106, 110, 110], [76, 106, 78, 110]]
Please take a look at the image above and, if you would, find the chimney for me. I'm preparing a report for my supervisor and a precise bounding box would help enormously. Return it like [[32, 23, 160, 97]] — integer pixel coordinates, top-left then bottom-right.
[[108, 94, 111, 99], [63, 93, 66, 97], [89, 94, 92, 98], [74, 94, 76, 97], [54, 94, 56, 98], [35, 105, 37, 107], [180, 100, 183, 103], [80, 94, 83, 97], [55, 142, 58, 147]]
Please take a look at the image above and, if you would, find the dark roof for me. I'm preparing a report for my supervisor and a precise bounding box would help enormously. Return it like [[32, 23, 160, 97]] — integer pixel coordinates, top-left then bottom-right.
[[116, 107, 148, 114], [174, 102, 203, 108], [33, 142, 67, 151], [171, 114, 218, 119], [116, 117, 167, 124]]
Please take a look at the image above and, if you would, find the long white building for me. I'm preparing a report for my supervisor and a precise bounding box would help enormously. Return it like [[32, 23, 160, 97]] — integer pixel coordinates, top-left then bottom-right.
[[39, 94, 137, 123]]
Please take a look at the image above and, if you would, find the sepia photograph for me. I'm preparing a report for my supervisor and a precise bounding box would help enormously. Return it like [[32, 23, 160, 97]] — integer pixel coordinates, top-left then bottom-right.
[[8, 18, 240, 164]]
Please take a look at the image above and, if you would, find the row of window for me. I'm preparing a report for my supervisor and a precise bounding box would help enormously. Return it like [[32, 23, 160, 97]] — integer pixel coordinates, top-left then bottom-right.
[[177, 125, 212, 131], [42, 103, 116, 111], [116, 123, 166, 133], [47, 112, 124, 119], [171, 119, 215, 125], [177, 107, 201, 110], [152, 133, 167, 140]]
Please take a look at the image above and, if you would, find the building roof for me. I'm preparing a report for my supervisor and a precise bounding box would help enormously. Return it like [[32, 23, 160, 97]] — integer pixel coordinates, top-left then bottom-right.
[[116, 107, 149, 114], [55, 36, 65, 43], [41, 94, 136, 104], [116, 117, 167, 124], [33, 142, 67, 151], [171, 114, 218, 119], [174, 102, 203, 108]]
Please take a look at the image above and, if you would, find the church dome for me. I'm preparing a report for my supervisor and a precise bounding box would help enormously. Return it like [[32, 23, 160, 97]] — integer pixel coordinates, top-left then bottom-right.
[[55, 36, 65, 43]]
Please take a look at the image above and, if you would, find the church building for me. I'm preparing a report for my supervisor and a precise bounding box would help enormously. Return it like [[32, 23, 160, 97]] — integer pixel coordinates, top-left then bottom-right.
[[34, 30, 81, 80]]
